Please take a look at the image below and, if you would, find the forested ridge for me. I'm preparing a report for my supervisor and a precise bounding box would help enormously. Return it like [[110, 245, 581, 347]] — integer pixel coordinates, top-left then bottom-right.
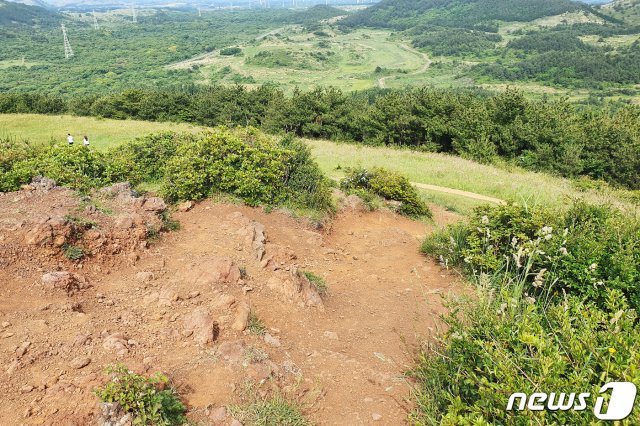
[[342, 0, 588, 30], [2, 86, 638, 190], [343, 0, 640, 88], [0, 0, 60, 27]]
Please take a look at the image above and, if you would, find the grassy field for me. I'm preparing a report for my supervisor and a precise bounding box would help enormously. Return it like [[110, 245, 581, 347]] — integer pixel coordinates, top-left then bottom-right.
[[169, 27, 427, 92], [1, 113, 632, 215], [0, 114, 203, 149]]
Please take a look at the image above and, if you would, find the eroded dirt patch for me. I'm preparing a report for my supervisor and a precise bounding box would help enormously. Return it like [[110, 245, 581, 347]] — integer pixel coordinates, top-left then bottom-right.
[[0, 186, 462, 425]]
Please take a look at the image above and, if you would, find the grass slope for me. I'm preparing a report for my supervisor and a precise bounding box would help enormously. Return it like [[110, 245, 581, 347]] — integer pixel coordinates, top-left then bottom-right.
[[2, 113, 632, 215]]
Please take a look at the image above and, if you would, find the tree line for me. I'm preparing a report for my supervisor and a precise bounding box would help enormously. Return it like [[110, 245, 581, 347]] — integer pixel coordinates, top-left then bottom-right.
[[1, 86, 638, 189]]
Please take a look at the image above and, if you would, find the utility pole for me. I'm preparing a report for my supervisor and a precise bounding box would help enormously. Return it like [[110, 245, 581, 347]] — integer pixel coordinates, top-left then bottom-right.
[[92, 10, 99, 30], [61, 23, 74, 59], [198, 7, 202, 17], [131, 3, 137, 23]]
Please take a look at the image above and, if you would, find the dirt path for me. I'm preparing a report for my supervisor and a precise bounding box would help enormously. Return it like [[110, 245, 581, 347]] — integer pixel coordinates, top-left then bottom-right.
[[0, 189, 463, 425], [378, 43, 432, 89], [331, 176, 505, 205], [412, 182, 505, 204]]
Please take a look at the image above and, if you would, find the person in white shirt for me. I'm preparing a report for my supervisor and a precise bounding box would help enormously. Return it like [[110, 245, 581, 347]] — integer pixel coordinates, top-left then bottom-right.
[[67, 133, 74, 145], [83, 136, 89, 146]]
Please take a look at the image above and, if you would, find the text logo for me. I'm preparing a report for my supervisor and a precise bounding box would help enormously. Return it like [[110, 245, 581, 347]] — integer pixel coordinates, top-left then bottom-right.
[[506, 382, 637, 421]]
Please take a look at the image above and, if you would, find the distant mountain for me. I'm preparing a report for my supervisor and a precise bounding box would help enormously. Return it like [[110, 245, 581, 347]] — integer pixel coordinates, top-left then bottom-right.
[[343, 0, 591, 30], [3, 0, 50, 7], [0, 0, 61, 26]]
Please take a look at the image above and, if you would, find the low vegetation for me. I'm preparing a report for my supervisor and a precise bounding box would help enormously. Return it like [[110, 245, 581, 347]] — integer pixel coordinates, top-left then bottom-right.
[[229, 392, 309, 426], [341, 167, 431, 218], [418, 201, 640, 423], [302, 271, 328, 297], [95, 364, 186, 426], [0, 128, 334, 214], [2, 87, 638, 190]]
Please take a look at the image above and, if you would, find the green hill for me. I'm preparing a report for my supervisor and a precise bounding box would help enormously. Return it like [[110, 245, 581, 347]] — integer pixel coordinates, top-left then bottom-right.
[[343, 0, 588, 30], [0, 0, 60, 27]]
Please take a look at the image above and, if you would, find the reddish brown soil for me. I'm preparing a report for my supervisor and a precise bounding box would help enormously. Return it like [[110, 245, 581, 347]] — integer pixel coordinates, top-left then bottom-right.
[[0, 185, 463, 425]]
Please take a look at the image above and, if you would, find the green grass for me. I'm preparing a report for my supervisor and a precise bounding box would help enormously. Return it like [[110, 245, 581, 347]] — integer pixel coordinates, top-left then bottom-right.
[[305, 138, 635, 214], [170, 27, 426, 92], [2, 113, 633, 215], [229, 394, 309, 426], [0, 114, 203, 150]]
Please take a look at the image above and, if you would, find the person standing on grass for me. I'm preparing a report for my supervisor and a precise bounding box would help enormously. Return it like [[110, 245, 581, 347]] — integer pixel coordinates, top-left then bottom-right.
[[83, 135, 89, 146], [67, 133, 74, 145]]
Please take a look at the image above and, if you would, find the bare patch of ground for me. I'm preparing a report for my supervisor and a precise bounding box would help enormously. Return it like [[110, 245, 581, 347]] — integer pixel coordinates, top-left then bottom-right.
[[0, 184, 463, 425]]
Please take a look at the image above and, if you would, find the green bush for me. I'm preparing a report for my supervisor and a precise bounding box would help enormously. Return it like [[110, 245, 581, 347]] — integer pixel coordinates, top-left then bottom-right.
[[279, 135, 334, 212], [422, 201, 640, 311], [220, 46, 242, 56], [411, 280, 640, 425], [95, 364, 186, 426], [162, 127, 291, 205], [0, 129, 333, 215], [340, 167, 431, 218]]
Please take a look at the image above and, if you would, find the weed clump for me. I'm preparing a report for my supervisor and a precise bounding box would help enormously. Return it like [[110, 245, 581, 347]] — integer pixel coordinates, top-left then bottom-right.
[[63, 244, 85, 261], [95, 364, 186, 426], [247, 312, 267, 336], [302, 271, 328, 296]]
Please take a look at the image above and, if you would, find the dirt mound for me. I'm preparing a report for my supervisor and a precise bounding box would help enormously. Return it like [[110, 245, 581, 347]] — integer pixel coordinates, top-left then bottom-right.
[[0, 186, 462, 425]]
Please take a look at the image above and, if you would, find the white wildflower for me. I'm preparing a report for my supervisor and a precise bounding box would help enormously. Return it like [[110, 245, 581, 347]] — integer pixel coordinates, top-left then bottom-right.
[[525, 296, 536, 305], [589, 263, 598, 272], [481, 215, 489, 225], [533, 268, 547, 288], [559, 247, 568, 256]]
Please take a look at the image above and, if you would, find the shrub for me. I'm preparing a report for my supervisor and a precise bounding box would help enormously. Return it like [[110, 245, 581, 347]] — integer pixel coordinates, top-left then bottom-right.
[[162, 128, 333, 212], [411, 280, 640, 425], [95, 364, 186, 426], [162, 128, 291, 205], [1, 129, 333, 215], [422, 201, 640, 311], [220, 46, 242, 56], [279, 135, 334, 212], [340, 167, 431, 218]]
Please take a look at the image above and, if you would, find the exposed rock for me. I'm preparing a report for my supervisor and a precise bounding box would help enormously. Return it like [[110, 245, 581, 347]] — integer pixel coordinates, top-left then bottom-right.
[[31, 176, 57, 191], [16, 341, 31, 358], [212, 293, 236, 310], [230, 420, 243, 426], [100, 182, 136, 201], [231, 302, 251, 332], [41, 272, 90, 296], [135, 271, 154, 283], [266, 269, 324, 310], [217, 340, 246, 364], [177, 200, 195, 212], [142, 197, 167, 213], [70, 356, 91, 369], [209, 406, 227, 423], [97, 402, 133, 426], [157, 287, 179, 307], [236, 221, 267, 261], [25, 217, 72, 247], [264, 333, 281, 347], [103, 333, 129, 356], [183, 308, 218, 345], [204, 257, 241, 285]]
